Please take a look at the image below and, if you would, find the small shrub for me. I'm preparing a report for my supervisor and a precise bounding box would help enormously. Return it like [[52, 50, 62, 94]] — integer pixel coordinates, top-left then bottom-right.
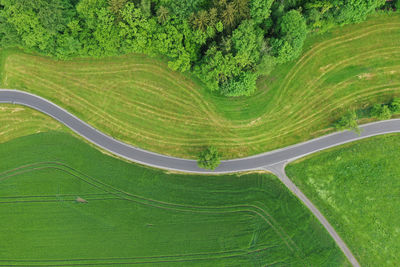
[[197, 146, 221, 170], [370, 104, 392, 120], [335, 110, 360, 134], [389, 98, 400, 114]]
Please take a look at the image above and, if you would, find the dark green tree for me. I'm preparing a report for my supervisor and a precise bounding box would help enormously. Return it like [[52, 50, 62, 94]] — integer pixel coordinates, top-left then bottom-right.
[[197, 146, 221, 170]]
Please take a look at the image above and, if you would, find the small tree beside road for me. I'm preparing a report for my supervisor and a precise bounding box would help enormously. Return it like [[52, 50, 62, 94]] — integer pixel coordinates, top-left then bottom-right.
[[197, 146, 221, 170]]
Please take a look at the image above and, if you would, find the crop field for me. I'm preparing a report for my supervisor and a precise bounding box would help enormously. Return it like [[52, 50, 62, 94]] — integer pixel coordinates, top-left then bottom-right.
[[0, 132, 348, 266], [286, 134, 400, 266], [1, 14, 399, 159]]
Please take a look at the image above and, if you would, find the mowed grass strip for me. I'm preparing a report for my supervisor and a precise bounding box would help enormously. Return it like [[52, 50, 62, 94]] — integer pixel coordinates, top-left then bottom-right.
[[0, 104, 66, 143], [2, 13, 400, 159], [0, 132, 348, 266], [286, 134, 400, 266]]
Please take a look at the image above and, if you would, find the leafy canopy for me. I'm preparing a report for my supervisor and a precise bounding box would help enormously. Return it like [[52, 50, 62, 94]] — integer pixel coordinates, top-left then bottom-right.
[[335, 110, 360, 134], [371, 104, 392, 120], [197, 146, 221, 170]]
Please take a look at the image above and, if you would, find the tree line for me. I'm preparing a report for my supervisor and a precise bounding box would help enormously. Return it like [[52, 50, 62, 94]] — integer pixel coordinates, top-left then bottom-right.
[[0, 0, 390, 96]]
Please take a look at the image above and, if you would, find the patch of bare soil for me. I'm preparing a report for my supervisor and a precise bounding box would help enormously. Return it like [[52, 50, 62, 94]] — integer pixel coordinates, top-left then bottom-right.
[[76, 197, 88, 203]]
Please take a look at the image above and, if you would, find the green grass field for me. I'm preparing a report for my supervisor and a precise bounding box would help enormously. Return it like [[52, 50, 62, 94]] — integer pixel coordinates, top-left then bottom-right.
[[0, 104, 67, 143], [0, 131, 348, 266], [1, 13, 399, 159], [286, 134, 400, 266]]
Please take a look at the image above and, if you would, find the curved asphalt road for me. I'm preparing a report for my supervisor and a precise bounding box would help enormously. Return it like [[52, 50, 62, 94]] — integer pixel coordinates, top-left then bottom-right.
[[1, 89, 399, 174], [6, 89, 400, 266]]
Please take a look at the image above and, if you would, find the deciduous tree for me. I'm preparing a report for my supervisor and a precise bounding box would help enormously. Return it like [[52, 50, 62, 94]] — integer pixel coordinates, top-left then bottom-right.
[[271, 10, 307, 62], [250, 0, 274, 24], [197, 146, 221, 170], [390, 98, 400, 114], [335, 110, 360, 134]]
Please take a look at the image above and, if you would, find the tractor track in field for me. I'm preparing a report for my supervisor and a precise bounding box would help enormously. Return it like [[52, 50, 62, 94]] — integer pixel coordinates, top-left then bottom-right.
[[0, 244, 276, 266], [1, 162, 305, 266], [2, 161, 304, 261]]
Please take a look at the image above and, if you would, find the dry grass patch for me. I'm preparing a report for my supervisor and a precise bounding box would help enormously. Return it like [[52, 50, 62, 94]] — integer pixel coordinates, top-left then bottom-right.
[[0, 104, 66, 143]]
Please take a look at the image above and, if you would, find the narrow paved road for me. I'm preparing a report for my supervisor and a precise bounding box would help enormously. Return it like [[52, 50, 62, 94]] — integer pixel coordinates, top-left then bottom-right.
[[266, 163, 360, 267], [7, 89, 400, 266], [1, 89, 399, 174]]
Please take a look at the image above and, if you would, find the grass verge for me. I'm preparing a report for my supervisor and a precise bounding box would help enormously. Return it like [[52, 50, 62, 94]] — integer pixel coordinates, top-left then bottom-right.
[[286, 134, 400, 266]]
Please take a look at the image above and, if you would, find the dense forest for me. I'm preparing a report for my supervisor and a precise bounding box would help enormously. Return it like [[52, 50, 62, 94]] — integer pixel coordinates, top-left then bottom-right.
[[0, 0, 395, 96]]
